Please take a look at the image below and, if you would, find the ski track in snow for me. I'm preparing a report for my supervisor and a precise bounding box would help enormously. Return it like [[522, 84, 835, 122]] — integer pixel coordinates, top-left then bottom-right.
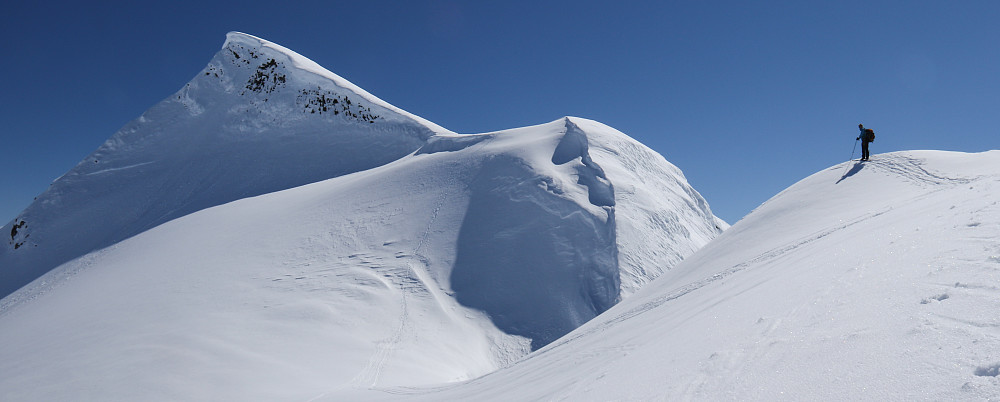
[[351, 262, 411, 388], [0, 249, 104, 318], [862, 154, 979, 187], [351, 168, 473, 389], [83, 161, 156, 176], [351, 135, 516, 390]]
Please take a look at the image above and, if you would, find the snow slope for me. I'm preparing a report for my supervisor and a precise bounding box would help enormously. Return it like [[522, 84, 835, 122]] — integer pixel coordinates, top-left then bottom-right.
[[0, 32, 447, 298], [0, 115, 722, 401], [371, 150, 1000, 401]]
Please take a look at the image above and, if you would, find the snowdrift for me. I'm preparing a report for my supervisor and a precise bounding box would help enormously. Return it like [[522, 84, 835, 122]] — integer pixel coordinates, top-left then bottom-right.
[[388, 150, 1000, 401], [0, 33, 724, 400]]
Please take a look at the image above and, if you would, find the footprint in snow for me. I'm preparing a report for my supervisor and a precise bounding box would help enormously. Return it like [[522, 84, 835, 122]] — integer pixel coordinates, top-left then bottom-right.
[[974, 364, 1000, 377], [920, 293, 949, 304]]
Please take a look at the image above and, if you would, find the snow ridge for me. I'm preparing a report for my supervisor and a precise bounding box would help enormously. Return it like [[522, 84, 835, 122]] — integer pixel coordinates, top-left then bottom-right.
[[222, 32, 450, 135]]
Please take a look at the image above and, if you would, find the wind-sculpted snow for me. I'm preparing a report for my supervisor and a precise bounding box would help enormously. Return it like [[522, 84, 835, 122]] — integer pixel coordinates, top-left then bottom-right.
[[578, 118, 727, 296], [414, 134, 489, 155], [451, 155, 618, 350], [445, 118, 621, 350], [552, 120, 616, 207]]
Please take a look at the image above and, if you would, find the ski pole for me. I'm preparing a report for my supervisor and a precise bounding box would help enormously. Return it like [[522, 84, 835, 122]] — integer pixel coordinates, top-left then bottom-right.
[[842, 137, 859, 176]]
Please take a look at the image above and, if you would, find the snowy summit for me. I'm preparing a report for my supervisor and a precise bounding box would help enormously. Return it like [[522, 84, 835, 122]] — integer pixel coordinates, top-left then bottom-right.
[[1, 33, 728, 400]]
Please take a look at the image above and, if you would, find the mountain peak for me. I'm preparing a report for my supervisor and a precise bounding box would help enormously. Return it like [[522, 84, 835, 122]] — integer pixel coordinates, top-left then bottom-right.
[[0, 33, 449, 298], [223, 31, 267, 47], [218, 32, 450, 135]]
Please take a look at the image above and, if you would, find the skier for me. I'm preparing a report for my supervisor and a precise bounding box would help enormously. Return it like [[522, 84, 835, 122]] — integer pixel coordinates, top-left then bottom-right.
[[857, 124, 875, 161]]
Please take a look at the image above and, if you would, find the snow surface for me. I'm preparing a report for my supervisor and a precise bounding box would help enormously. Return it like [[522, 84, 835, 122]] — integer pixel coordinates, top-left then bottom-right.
[[342, 150, 999, 401], [0, 32, 447, 298], [0, 33, 725, 401]]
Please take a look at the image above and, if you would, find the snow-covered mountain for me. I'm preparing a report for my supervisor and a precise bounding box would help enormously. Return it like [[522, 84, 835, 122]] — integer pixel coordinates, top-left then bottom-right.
[[371, 150, 1000, 401], [0, 32, 447, 299], [0, 33, 725, 400]]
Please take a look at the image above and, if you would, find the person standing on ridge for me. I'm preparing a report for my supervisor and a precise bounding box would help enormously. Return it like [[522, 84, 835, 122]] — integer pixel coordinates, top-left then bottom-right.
[[857, 123, 875, 161]]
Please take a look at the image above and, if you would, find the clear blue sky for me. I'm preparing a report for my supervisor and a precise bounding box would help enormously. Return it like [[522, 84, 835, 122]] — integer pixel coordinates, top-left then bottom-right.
[[2, 1, 997, 225]]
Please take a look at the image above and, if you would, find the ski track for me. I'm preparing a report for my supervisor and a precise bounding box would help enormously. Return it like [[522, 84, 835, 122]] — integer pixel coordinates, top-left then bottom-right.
[[0, 248, 106, 318], [351, 269, 410, 388], [351, 176, 460, 389], [349, 256, 412, 388], [351, 137, 509, 392], [82, 161, 156, 176], [863, 154, 977, 187]]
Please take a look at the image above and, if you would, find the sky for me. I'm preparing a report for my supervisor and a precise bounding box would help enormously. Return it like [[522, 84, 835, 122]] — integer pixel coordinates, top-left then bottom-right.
[[2, 0, 998, 225]]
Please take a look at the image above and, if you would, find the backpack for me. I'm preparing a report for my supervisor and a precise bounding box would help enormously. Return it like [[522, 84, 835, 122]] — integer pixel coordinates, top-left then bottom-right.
[[864, 128, 875, 142]]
